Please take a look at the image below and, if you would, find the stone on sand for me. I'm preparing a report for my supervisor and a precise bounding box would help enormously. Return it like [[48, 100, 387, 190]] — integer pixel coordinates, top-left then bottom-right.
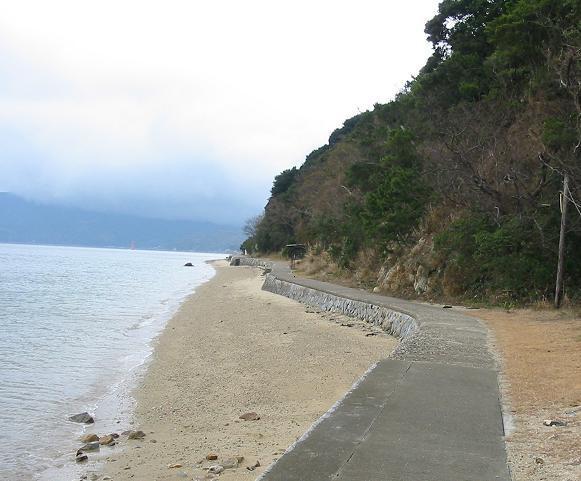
[[239, 412, 260, 421], [207, 465, 224, 474], [221, 457, 240, 469]]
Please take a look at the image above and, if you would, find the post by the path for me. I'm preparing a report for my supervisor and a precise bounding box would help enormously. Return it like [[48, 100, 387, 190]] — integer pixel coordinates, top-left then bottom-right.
[[555, 174, 569, 308]]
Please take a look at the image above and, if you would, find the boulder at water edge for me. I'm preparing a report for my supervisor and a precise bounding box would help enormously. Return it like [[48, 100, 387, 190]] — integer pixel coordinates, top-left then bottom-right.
[[80, 433, 99, 443], [69, 412, 94, 424]]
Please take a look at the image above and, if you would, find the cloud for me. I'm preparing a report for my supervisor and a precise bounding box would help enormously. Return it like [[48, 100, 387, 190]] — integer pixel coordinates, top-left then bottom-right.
[[0, 0, 440, 223]]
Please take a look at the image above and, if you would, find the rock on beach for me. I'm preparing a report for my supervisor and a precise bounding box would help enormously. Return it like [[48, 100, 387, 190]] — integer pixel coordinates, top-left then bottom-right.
[[80, 441, 100, 451], [127, 430, 146, 440], [69, 412, 94, 424], [239, 412, 260, 421], [75, 453, 88, 463], [99, 435, 116, 445]]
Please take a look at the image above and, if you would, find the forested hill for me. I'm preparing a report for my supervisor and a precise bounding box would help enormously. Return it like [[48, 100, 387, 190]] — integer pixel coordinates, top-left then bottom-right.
[[243, 0, 581, 304]]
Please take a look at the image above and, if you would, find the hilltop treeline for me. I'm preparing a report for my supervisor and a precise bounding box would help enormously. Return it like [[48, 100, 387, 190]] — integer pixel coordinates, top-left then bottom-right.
[[243, 0, 581, 304]]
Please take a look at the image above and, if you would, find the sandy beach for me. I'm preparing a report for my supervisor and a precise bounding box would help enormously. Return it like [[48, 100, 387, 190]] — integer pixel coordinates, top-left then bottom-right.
[[100, 261, 396, 480]]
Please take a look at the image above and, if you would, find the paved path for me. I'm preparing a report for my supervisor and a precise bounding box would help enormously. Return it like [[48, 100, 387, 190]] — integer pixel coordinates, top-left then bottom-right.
[[234, 259, 511, 481]]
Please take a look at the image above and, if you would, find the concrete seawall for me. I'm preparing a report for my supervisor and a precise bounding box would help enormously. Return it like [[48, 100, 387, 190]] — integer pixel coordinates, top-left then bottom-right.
[[261, 273, 417, 354], [230, 256, 495, 369], [233, 256, 415, 336]]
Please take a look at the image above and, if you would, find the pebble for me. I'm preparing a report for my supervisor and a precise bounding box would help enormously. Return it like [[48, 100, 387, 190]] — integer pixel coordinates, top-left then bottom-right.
[[239, 412, 260, 421], [207, 465, 224, 474], [127, 430, 146, 439], [206, 453, 218, 460], [80, 434, 100, 443], [168, 463, 183, 468], [543, 419, 567, 427], [221, 457, 239, 469], [246, 461, 261, 471]]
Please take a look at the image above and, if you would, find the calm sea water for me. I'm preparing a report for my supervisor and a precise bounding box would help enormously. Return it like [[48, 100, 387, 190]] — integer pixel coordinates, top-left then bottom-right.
[[0, 243, 219, 480]]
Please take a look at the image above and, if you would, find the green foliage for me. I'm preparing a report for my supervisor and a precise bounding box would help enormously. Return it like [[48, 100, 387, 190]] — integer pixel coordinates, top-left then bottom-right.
[[323, 129, 431, 266], [435, 213, 581, 301], [240, 238, 256, 254], [358, 166, 427, 244], [425, 0, 507, 57], [542, 118, 578, 153], [358, 131, 428, 245], [487, 0, 580, 90], [328, 113, 366, 146], [270, 167, 298, 196]]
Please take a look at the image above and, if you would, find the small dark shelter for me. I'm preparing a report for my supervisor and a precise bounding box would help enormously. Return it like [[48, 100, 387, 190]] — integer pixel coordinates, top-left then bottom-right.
[[285, 243, 306, 269]]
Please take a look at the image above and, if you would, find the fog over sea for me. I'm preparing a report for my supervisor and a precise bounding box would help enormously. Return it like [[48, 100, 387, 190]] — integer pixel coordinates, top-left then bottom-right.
[[0, 244, 218, 480]]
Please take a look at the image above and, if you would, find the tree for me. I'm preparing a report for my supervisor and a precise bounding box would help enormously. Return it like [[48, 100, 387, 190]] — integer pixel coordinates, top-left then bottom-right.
[[271, 167, 298, 196], [243, 214, 263, 238]]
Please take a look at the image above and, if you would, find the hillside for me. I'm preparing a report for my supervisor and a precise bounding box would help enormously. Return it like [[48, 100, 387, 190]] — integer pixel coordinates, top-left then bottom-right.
[[0, 193, 243, 252], [243, 0, 581, 305]]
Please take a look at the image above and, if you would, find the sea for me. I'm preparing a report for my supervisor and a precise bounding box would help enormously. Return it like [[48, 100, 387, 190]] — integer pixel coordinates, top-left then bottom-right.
[[0, 243, 219, 481]]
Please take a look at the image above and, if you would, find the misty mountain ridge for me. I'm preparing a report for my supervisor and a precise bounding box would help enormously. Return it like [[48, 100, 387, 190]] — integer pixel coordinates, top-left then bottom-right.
[[0, 192, 243, 252]]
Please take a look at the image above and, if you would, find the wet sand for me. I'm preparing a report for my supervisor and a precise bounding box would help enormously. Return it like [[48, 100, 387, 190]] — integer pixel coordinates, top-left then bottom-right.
[[101, 261, 396, 480]]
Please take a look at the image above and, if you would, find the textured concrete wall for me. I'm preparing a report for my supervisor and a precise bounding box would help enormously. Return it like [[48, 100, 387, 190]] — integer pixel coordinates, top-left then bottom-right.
[[231, 256, 418, 348], [262, 274, 417, 340], [229, 256, 272, 269]]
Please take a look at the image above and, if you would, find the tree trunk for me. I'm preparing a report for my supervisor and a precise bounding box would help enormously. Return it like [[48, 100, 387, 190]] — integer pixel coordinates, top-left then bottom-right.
[[555, 174, 569, 308]]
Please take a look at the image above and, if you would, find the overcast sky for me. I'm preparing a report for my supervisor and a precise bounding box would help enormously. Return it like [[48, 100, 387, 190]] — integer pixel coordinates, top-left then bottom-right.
[[0, 0, 441, 224]]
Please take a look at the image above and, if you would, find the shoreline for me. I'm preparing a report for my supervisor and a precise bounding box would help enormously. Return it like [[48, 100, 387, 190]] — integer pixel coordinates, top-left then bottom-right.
[[38, 256, 220, 481], [0, 246, 219, 481], [97, 261, 395, 480]]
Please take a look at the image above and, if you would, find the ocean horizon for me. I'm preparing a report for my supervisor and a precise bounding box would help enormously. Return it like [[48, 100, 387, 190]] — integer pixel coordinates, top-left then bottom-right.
[[0, 243, 219, 480]]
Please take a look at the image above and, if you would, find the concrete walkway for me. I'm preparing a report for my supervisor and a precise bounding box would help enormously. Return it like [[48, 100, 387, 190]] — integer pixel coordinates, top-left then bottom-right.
[[233, 258, 511, 481]]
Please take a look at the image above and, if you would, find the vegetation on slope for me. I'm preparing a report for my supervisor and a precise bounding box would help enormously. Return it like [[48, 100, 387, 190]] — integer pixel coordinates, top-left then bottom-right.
[[243, 0, 581, 304]]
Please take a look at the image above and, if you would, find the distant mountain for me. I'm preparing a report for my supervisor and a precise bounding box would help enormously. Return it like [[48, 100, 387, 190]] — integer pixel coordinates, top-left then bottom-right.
[[0, 193, 243, 252]]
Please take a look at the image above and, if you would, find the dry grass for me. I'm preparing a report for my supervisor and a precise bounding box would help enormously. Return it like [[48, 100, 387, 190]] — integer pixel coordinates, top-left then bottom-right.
[[473, 309, 581, 410], [295, 253, 345, 282], [467, 308, 581, 481]]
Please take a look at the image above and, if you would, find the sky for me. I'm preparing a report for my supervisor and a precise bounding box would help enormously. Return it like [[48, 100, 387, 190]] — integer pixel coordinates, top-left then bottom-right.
[[0, 0, 441, 225]]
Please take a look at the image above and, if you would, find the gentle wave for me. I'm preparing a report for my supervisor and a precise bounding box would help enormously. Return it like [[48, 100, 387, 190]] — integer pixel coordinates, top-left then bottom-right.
[[0, 243, 219, 481]]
